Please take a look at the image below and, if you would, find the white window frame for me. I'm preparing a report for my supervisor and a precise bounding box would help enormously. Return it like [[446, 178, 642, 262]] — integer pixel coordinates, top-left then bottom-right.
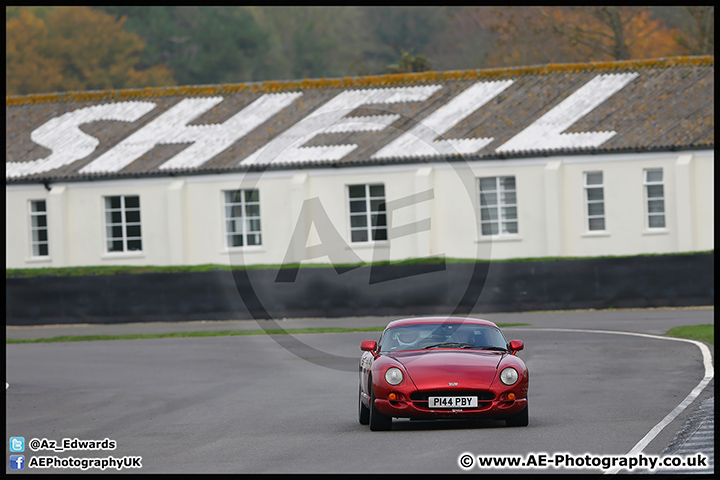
[[348, 184, 387, 243], [223, 189, 262, 248], [29, 200, 49, 257], [478, 176, 518, 237], [104, 195, 143, 253], [584, 172, 605, 232], [644, 169, 666, 230]]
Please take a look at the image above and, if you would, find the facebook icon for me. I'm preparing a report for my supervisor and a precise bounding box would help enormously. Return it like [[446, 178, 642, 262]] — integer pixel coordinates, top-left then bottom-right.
[[10, 454, 25, 470]]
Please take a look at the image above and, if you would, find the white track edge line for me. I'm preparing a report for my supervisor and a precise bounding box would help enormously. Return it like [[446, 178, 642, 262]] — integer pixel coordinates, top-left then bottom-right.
[[507, 327, 714, 474]]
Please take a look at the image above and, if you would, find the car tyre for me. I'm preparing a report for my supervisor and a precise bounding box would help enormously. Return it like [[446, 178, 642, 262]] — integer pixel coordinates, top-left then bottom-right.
[[505, 403, 529, 427], [359, 385, 370, 425], [368, 383, 392, 431]]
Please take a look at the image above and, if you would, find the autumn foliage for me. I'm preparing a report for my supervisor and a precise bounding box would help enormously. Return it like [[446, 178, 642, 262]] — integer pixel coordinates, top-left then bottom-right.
[[462, 6, 690, 67], [6, 7, 174, 95], [5, 6, 713, 96]]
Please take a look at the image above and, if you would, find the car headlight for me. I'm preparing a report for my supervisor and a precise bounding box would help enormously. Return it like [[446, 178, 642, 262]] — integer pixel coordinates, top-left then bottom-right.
[[385, 367, 404, 386], [500, 367, 519, 385]]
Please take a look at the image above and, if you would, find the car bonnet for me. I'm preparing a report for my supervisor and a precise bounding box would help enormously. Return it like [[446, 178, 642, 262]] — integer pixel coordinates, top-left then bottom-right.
[[389, 349, 504, 390]]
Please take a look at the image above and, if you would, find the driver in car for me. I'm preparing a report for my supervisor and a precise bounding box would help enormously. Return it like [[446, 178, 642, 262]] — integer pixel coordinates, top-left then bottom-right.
[[451, 328, 476, 346], [394, 329, 421, 350]]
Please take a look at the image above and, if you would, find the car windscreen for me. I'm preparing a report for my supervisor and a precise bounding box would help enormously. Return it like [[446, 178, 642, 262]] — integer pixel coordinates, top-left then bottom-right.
[[380, 323, 508, 353]]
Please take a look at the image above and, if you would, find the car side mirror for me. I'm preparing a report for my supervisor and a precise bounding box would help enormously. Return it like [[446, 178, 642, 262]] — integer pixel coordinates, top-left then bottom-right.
[[508, 340, 524, 354], [360, 340, 377, 352]]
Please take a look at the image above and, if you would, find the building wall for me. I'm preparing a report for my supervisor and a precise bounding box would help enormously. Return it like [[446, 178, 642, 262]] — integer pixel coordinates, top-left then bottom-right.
[[5, 150, 714, 269], [691, 151, 714, 252]]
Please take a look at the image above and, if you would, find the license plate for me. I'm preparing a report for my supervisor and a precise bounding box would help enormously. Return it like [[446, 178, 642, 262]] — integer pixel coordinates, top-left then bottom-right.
[[428, 396, 478, 408]]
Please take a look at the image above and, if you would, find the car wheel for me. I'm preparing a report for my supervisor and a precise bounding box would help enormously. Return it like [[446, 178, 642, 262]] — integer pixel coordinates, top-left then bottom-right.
[[358, 385, 370, 425], [368, 383, 392, 431], [505, 403, 529, 427]]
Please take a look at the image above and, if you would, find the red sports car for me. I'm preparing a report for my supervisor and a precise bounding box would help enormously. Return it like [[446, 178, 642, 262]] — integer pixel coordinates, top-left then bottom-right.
[[359, 317, 528, 431]]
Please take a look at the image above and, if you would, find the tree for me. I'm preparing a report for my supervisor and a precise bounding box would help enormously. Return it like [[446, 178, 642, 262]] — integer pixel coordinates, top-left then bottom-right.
[[386, 50, 432, 73], [363, 7, 449, 70], [673, 6, 714, 55], [6, 6, 54, 20], [466, 6, 686, 68], [98, 7, 272, 85], [423, 7, 495, 71], [246, 7, 381, 80], [540, 7, 683, 61], [462, 7, 579, 67], [6, 7, 174, 95]]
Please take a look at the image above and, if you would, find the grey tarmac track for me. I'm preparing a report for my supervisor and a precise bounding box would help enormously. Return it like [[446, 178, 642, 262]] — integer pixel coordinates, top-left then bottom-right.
[[5, 307, 714, 474]]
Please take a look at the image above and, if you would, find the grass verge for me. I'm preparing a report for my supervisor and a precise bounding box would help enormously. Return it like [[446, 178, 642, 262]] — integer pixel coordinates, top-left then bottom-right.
[[6, 251, 712, 278], [6, 323, 530, 344], [666, 324, 714, 345]]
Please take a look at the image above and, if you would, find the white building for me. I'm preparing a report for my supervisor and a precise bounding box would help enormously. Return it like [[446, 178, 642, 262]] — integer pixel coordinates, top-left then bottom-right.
[[5, 56, 714, 270]]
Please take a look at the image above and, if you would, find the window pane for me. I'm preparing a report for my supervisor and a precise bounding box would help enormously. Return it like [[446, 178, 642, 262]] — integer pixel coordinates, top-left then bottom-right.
[[109, 226, 123, 238], [481, 222, 499, 236], [479, 178, 497, 191], [350, 200, 366, 213], [245, 190, 259, 202], [108, 240, 124, 252], [648, 199, 664, 213], [480, 192, 497, 206], [349, 185, 366, 198], [36, 243, 49, 256], [106, 196, 121, 209], [350, 215, 367, 228], [126, 225, 142, 238], [106, 211, 122, 224], [589, 218, 605, 231], [124, 196, 140, 208], [370, 199, 386, 212], [127, 240, 142, 251], [585, 172, 603, 185], [500, 191, 516, 204], [369, 185, 385, 197], [502, 221, 518, 234], [351, 230, 368, 242], [245, 204, 260, 217], [649, 215, 666, 228], [246, 219, 261, 232], [31, 215, 47, 227], [481, 207, 498, 221], [32, 229, 48, 242], [227, 220, 241, 234], [500, 176, 516, 190], [125, 210, 141, 223], [646, 169, 663, 183], [587, 188, 604, 201], [501, 206, 517, 220], [247, 234, 261, 246], [371, 214, 387, 227], [647, 185, 664, 198], [588, 202, 605, 216], [31, 201, 46, 212], [228, 235, 244, 247], [372, 228, 388, 241]]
